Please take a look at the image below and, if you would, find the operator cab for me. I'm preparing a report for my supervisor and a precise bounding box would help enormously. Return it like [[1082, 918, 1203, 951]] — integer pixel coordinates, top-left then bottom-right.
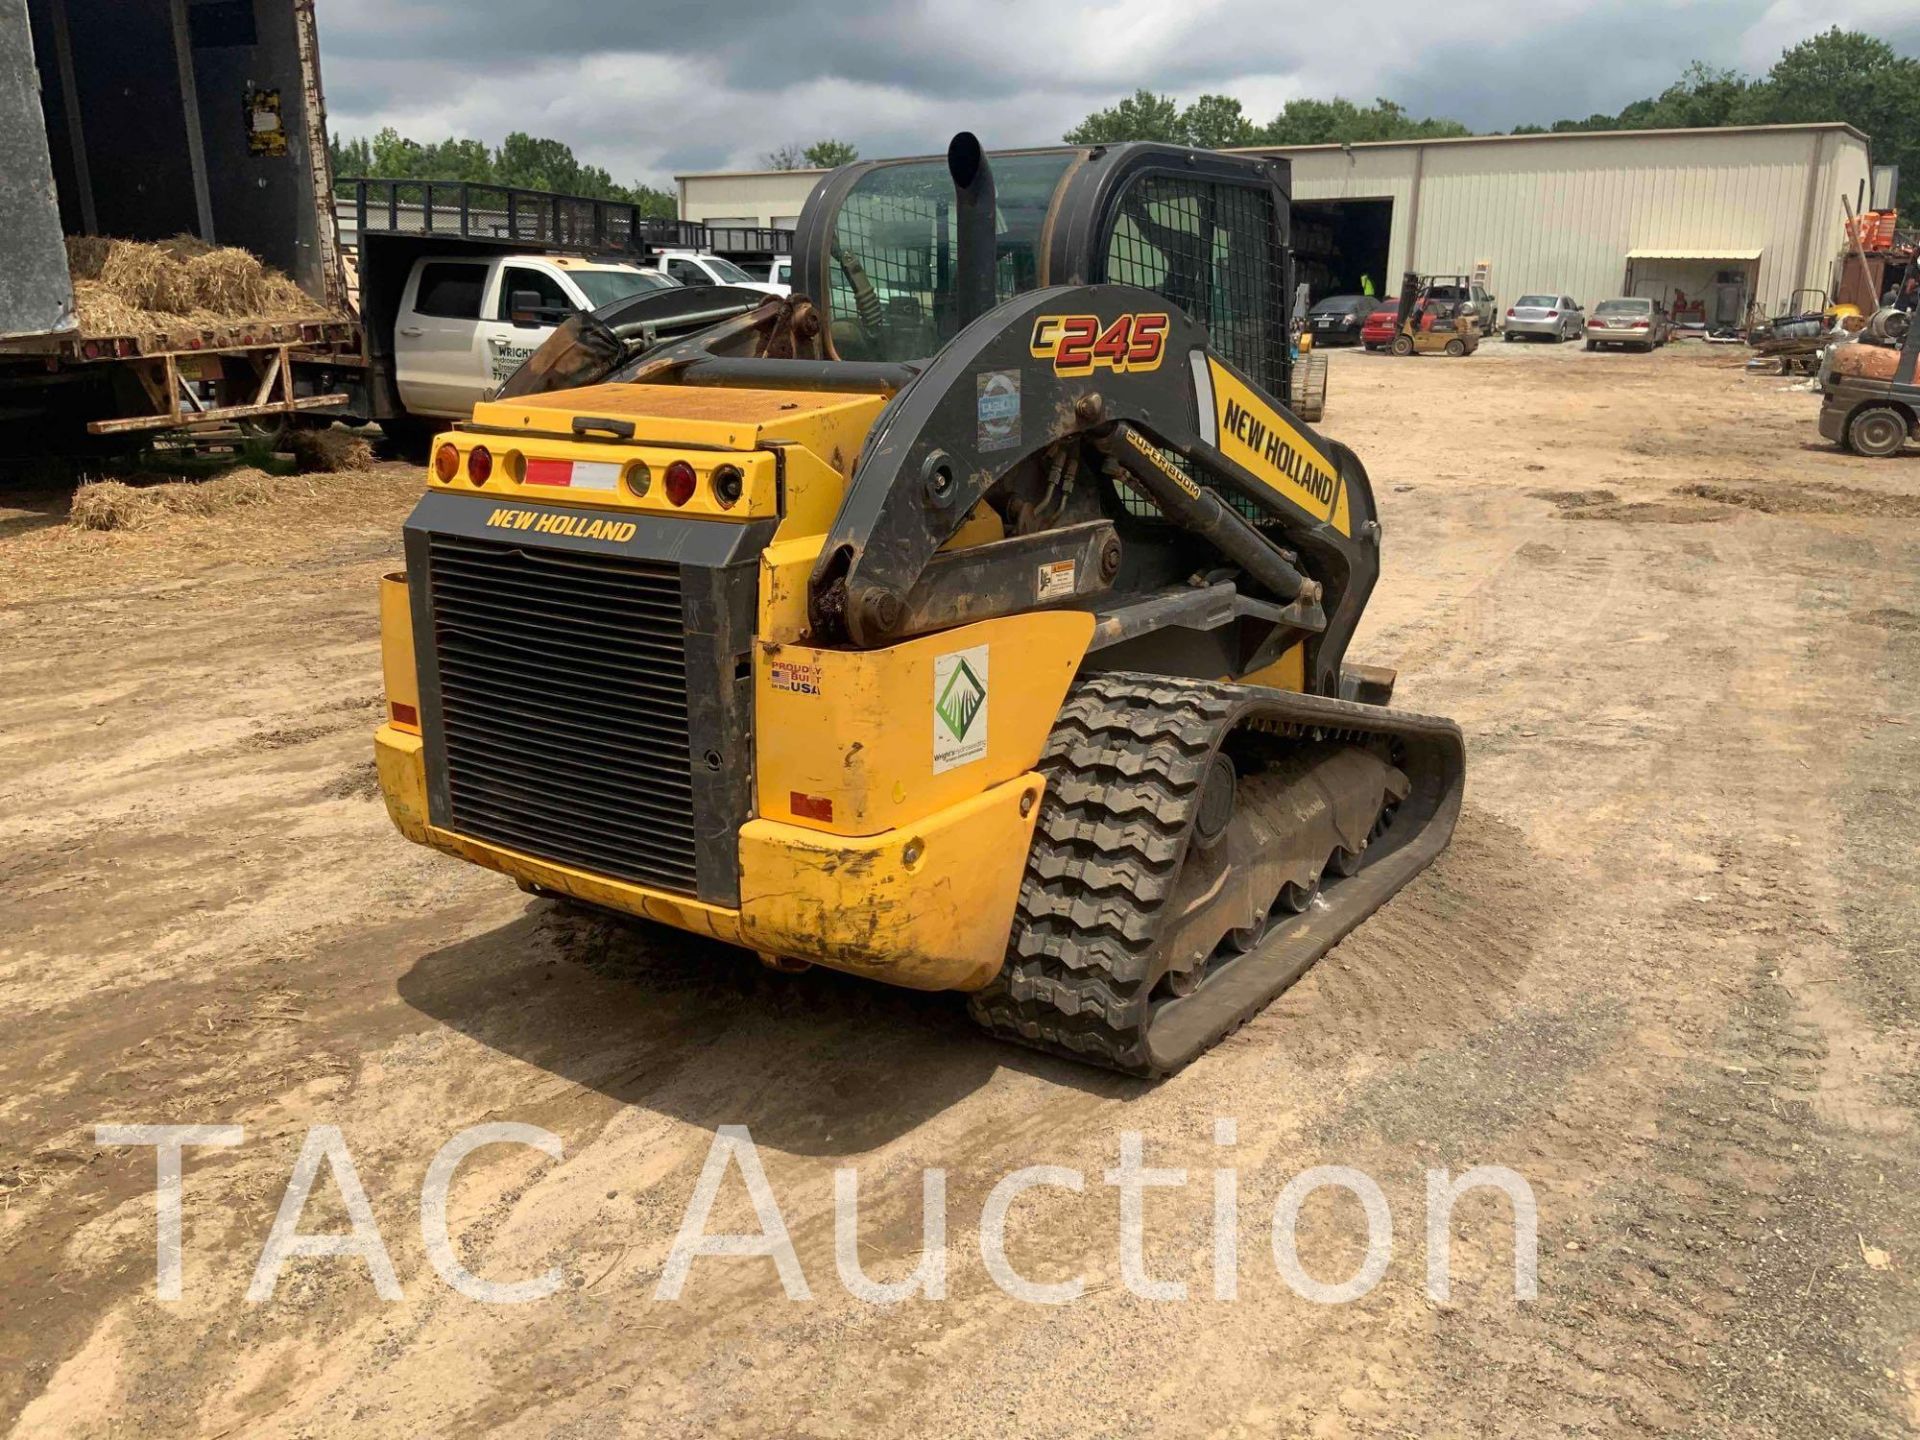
[[793, 143, 1294, 399]]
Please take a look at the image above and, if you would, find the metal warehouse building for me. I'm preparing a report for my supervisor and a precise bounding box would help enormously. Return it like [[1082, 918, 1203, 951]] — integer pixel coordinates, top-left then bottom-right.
[[681, 122, 1874, 324]]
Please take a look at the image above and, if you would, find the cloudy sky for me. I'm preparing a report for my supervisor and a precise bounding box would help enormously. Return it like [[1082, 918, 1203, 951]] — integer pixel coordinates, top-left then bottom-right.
[[317, 0, 1920, 186]]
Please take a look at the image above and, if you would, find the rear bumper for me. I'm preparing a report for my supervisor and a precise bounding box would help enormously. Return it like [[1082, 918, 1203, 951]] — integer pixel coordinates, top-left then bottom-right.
[[1818, 399, 1846, 442], [376, 723, 1040, 992], [1505, 318, 1564, 336]]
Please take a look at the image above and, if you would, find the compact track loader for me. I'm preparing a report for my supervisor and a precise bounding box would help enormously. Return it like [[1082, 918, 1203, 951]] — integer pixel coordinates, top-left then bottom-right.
[[375, 136, 1465, 1077]]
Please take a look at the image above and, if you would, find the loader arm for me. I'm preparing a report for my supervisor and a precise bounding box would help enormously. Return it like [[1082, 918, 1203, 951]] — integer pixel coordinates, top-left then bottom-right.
[[806, 284, 1381, 697]]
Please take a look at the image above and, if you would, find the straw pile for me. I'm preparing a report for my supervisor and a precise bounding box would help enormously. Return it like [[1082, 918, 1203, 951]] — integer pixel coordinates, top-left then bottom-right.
[[67, 469, 310, 531], [64, 235, 336, 341], [286, 426, 375, 473]]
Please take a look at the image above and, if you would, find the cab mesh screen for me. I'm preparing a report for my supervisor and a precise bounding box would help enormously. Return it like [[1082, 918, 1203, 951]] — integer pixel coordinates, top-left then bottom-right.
[[1103, 176, 1287, 522]]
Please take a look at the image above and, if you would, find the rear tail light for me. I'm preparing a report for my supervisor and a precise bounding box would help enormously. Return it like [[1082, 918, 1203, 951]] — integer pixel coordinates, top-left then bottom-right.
[[663, 460, 697, 507], [1546, 311, 1558, 318], [1506, 307, 1515, 317], [711, 464, 744, 509], [467, 445, 493, 484], [1631, 320, 1650, 329], [434, 443, 459, 482], [624, 460, 652, 497]]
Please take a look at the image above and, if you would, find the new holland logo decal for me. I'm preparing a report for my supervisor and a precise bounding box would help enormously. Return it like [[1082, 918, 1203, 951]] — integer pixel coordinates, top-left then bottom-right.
[[932, 645, 989, 773]]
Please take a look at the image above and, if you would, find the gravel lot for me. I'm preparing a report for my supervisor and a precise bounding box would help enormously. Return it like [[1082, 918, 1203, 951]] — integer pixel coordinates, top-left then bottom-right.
[[2, 338, 1917, 1438]]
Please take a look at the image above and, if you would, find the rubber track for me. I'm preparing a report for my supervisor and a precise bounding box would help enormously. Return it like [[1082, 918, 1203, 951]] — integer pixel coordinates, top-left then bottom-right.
[[967, 674, 1235, 1072], [968, 671, 1461, 1077]]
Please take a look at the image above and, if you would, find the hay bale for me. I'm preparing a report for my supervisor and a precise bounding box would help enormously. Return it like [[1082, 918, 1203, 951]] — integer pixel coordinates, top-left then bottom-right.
[[286, 427, 374, 474], [63, 234, 337, 338], [67, 468, 304, 531], [64, 234, 114, 280], [67, 480, 149, 531]]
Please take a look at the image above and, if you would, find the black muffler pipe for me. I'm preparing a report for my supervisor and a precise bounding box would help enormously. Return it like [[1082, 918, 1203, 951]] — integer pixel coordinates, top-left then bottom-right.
[[948, 132, 996, 330]]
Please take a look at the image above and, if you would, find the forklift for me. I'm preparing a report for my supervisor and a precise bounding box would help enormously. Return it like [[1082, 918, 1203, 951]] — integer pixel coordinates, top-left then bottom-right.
[[1820, 306, 1919, 456], [1386, 273, 1482, 357]]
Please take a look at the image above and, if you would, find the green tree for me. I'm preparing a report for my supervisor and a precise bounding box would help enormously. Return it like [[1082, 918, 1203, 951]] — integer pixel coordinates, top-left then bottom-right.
[[370, 125, 423, 176], [803, 139, 859, 168], [328, 133, 372, 178], [329, 127, 676, 217], [1256, 96, 1469, 145], [1613, 62, 1748, 129], [1181, 94, 1259, 149], [1738, 28, 1920, 218], [761, 143, 808, 170], [1065, 89, 1187, 144]]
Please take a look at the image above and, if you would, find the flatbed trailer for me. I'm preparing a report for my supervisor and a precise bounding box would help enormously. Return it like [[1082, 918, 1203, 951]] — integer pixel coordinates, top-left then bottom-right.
[[0, 0, 362, 445]]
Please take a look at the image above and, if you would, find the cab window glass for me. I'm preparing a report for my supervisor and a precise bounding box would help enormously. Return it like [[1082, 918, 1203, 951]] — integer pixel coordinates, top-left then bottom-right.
[[497, 267, 571, 320], [667, 258, 707, 285], [827, 151, 1073, 361], [413, 262, 487, 319]]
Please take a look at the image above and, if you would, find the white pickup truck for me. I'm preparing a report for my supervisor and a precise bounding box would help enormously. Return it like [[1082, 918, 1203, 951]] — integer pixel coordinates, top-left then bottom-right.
[[391, 254, 677, 423], [643, 249, 787, 297]]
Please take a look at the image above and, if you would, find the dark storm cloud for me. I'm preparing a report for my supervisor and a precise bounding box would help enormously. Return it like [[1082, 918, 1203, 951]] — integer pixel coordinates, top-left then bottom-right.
[[1383, 0, 1760, 133], [314, 0, 1911, 186]]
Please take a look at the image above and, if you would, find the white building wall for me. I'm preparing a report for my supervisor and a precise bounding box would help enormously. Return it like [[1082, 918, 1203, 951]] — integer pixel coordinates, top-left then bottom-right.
[[677, 170, 821, 228], [676, 126, 1872, 314], [1273, 125, 1869, 313]]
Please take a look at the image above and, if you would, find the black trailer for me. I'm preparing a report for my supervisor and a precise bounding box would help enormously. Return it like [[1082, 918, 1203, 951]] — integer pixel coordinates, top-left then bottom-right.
[[0, 0, 361, 443], [0, 0, 795, 453]]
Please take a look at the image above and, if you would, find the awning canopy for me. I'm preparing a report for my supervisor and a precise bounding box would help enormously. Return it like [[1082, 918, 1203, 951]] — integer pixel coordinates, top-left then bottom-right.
[[1625, 247, 1763, 261]]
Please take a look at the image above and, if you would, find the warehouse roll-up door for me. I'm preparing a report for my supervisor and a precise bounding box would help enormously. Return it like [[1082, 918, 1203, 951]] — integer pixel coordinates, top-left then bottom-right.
[[1293, 198, 1392, 300], [1625, 247, 1762, 328]]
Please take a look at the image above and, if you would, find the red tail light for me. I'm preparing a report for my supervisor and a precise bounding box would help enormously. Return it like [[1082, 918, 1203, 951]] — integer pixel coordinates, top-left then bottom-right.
[[1546, 310, 1558, 318], [467, 445, 493, 483], [1631, 320, 1650, 329], [1505, 307, 1515, 317], [663, 460, 697, 507]]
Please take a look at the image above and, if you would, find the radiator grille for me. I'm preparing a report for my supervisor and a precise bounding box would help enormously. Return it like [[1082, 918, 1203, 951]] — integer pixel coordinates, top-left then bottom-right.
[[425, 533, 698, 894]]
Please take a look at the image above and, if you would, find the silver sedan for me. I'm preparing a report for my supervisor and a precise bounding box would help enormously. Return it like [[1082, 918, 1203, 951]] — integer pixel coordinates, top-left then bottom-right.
[[1504, 294, 1584, 341]]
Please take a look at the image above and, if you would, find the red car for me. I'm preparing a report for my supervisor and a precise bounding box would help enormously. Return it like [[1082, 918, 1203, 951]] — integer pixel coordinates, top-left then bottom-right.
[[1361, 301, 1399, 351]]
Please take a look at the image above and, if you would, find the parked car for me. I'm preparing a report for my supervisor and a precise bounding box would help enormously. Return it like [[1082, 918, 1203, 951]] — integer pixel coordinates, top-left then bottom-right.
[[1422, 278, 1497, 332], [391, 256, 679, 424], [1361, 301, 1400, 351], [767, 255, 793, 295], [1586, 297, 1672, 352], [1306, 294, 1378, 346], [1504, 294, 1584, 342], [644, 249, 787, 296]]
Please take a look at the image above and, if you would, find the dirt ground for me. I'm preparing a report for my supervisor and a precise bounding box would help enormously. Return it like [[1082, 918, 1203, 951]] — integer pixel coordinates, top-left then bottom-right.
[[3, 339, 1917, 1438]]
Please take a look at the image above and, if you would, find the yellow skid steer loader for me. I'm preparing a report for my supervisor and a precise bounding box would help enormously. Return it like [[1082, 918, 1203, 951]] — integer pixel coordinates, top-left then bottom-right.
[[374, 136, 1464, 1076]]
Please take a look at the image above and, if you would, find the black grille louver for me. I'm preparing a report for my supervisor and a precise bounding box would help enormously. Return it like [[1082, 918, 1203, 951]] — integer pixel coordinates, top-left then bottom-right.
[[425, 533, 699, 894]]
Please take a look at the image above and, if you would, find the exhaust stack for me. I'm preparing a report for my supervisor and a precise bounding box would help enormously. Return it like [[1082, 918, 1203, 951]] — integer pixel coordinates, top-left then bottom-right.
[[947, 132, 996, 330]]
